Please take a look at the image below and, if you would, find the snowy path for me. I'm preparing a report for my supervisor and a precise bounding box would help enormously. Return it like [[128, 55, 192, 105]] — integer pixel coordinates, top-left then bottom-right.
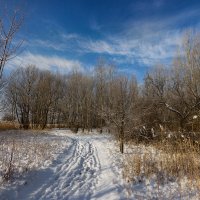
[[0, 130, 126, 200]]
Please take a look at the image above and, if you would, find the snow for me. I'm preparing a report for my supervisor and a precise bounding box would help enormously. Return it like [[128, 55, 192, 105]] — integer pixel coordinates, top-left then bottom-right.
[[193, 115, 198, 119], [0, 129, 199, 199], [123, 144, 200, 199], [0, 130, 126, 200]]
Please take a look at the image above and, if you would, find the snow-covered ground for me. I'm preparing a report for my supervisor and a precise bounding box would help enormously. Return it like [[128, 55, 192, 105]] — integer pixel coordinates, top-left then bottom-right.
[[0, 130, 126, 200], [0, 129, 199, 200]]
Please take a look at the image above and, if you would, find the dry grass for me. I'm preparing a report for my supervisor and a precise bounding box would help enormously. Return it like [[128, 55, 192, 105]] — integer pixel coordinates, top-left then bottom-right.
[[0, 130, 64, 184], [123, 137, 200, 198], [0, 121, 19, 131]]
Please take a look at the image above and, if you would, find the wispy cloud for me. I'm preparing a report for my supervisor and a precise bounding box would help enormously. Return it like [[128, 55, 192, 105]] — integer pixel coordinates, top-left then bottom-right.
[[74, 6, 200, 66], [8, 52, 84, 73], [27, 29, 183, 67], [25, 32, 80, 52], [78, 39, 117, 54], [61, 33, 79, 40], [124, 8, 200, 39], [75, 30, 183, 66], [22, 5, 200, 68], [28, 39, 66, 51]]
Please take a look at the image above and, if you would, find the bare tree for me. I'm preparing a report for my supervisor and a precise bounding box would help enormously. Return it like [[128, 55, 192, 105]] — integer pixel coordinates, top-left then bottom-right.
[[94, 60, 108, 132], [142, 65, 169, 129], [98, 73, 138, 153], [0, 6, 24, 79], [6, 65, 39, 129], [143, 33, 200, 132]]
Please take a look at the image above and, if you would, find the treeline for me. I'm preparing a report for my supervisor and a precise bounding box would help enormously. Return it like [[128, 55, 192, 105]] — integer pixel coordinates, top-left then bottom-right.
[[4, 64, 137, 133], [2, 32, 200, 152]]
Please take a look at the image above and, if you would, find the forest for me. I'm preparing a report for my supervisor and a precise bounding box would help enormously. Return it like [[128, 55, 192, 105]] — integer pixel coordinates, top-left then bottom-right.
[[2, 32, 200, 154]]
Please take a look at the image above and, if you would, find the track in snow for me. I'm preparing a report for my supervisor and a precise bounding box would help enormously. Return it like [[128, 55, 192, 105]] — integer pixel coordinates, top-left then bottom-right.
[[33, 139, 100, 200], [0, 130, 125, 200]]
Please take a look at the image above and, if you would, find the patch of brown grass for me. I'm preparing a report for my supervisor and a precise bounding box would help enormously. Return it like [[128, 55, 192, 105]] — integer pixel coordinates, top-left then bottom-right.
[[123, 138, 200, 198], [0, 121, 19, 131]]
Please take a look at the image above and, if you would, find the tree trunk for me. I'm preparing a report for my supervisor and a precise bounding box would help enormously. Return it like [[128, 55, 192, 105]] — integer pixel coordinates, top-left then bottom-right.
[[180, 117, 186, 132], [119, 123, 124, 153], [120, 138, 124, 154]]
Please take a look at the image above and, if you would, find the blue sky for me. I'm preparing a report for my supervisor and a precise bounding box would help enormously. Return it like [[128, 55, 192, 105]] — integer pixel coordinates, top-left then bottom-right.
[[4, 0, 200, 81]]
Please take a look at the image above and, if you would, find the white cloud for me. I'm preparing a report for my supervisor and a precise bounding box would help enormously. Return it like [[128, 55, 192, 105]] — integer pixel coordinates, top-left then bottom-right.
[[25, 29, 184, 67], [78, 39, 117, 54], [61, 33, 79, 40], [73, 5, 200, 66], [8, 52, 84, 73], [22, 5, 200, 68], [25, 33, 80, 52], [29, 39, 66, 51], [75, 30, 183, 66]]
